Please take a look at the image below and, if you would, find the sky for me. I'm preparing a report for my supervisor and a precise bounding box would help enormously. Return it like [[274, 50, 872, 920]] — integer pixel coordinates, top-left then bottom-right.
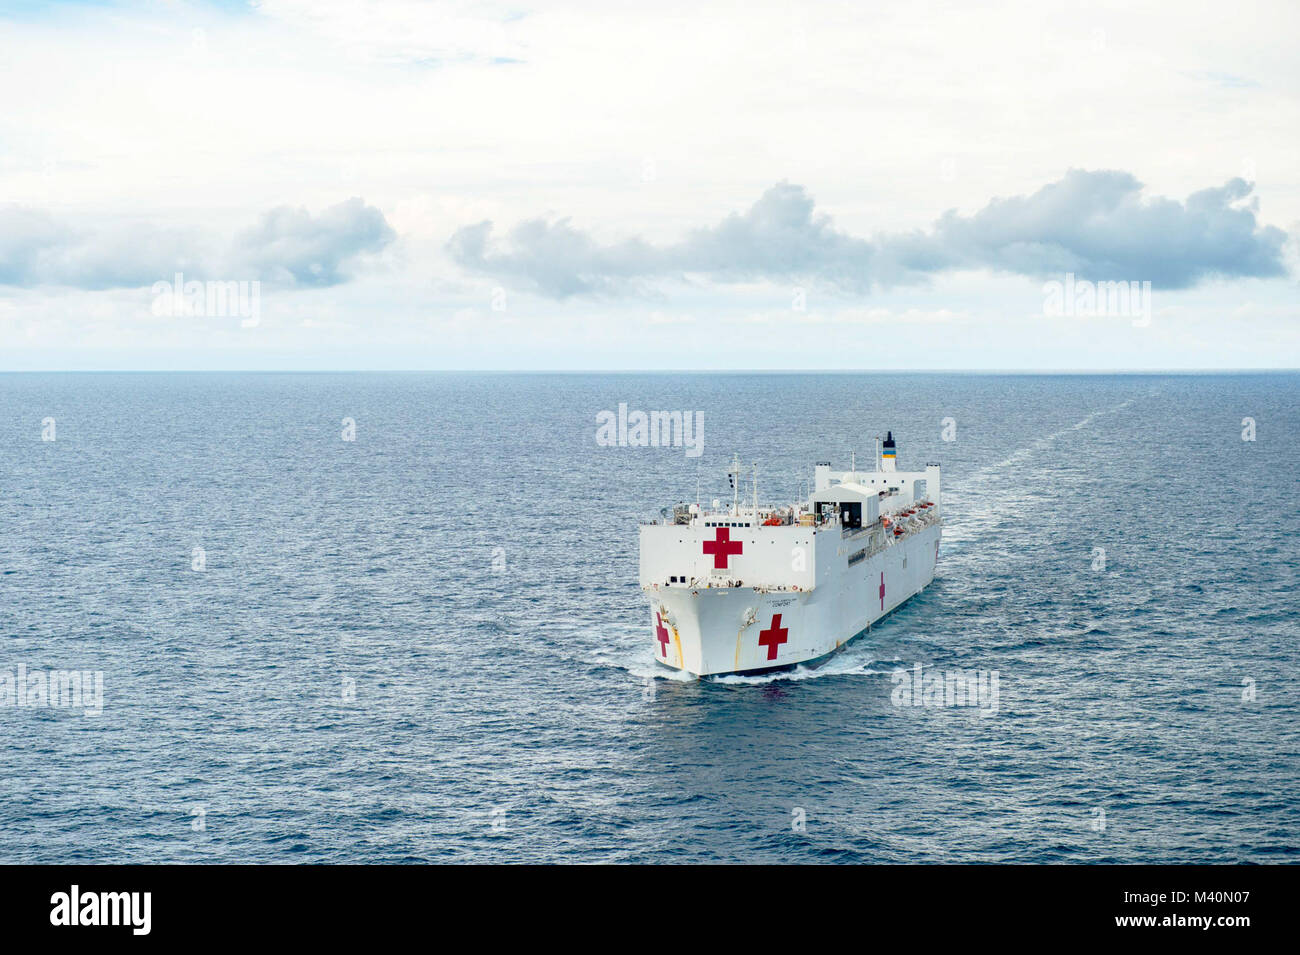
[[0, 0, 1297, 370]]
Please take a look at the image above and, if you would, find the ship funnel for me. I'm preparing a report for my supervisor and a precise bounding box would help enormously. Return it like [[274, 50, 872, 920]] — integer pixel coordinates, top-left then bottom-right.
[[881, 431, 897, 472]]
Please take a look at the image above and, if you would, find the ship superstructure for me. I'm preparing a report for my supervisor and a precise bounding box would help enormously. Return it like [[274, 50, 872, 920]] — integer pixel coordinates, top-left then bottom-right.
[[638, 432, 941, 676]]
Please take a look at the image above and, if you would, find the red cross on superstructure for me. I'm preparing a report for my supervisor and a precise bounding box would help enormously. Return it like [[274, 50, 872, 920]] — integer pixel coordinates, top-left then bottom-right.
[[702, 527, 743, 569], [758, 613, 789, 660], [655, 613, 671, 657], [879, 572, 886, 611]]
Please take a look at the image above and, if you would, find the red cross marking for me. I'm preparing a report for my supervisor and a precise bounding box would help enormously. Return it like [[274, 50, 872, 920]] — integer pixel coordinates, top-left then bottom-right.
[[758, 613, 789, 661], [655, 613, 671, 656], [702, 527, 743, 569], [879, 572, 886, 611]]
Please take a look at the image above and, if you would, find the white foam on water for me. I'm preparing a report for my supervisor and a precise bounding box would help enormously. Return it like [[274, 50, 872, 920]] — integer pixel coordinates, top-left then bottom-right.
[[966, 396, 1138, 485], [709, 640, 884, 685], [708, 662, 885, 686], [621, 659, 697, 682], [943, 395, 1140, 547]]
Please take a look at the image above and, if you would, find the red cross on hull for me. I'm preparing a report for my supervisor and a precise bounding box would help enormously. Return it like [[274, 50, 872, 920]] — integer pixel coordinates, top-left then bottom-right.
[[757, 613, 789, 661], [655, 612, 671, 657], [702, 527, 743, 569]]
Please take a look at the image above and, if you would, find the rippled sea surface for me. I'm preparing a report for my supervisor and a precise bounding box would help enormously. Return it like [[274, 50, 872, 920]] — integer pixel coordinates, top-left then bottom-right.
[[1, 372, 1297, 863]]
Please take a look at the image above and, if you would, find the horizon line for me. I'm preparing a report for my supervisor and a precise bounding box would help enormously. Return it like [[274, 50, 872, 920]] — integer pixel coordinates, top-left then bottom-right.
[[2, 368, 1298, 375]]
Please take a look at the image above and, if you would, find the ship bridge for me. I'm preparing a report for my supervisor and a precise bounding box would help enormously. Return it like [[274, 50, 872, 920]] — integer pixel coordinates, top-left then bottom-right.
[[810, 482, 880, 529], [815, 462, 941, 521]]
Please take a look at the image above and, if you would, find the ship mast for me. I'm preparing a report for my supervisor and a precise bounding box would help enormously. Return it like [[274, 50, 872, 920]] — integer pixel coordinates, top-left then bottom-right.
[[730, 453, 741, 515]]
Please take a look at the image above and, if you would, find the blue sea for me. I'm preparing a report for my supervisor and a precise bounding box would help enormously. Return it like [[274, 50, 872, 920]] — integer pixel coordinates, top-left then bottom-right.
[[1, 372, 1297, 863]]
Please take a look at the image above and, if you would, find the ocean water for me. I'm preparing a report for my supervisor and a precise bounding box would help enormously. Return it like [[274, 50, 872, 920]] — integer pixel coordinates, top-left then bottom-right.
[[1, 371, 1297, 864]]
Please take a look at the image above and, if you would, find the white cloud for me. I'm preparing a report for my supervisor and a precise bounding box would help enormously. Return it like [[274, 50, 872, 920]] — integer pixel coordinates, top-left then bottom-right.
[[0, 198, 394, 288], [448, 173, 1290, 296], [0, 0, 1297, 368]]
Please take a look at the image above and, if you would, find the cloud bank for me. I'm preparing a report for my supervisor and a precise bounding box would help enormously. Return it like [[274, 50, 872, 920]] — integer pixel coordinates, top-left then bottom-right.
[[0, 198, 395, 290], [231, 199, 396, 287], [447, 171, 1290, 297]]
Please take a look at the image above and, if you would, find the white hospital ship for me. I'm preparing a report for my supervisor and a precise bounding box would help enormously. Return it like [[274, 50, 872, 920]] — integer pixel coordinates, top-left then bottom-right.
[[639, 432, 941, 676]]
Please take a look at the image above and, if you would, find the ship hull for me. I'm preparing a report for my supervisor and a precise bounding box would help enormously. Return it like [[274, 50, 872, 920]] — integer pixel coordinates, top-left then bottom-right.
[[648, 523, 941, 677]]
